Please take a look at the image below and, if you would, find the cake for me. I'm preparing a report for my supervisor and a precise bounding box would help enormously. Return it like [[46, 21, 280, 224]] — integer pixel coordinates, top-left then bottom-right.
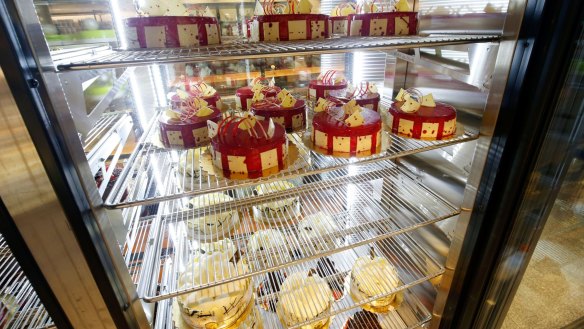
[[238, 305, 264, 329], [347, 0, 417, 37], [235, 77, 281, 111], [298, 212, 340, 252], [250, 0, 328, 42], [192, 238, 236, 257], [256, 271, 287, 312], [159, 97, 222, 149], [330, 81, 381, 112], [209, 114, 288, 179], [308, 70, 348, 102], [387, 88, 457, 140], [123, 2, 221, 48], [311, 99, 382, 155], [343, 311, 382, 329], [316, 257, 345, 301], [177, 149, 205, 191], [250, 89, 307, 132], [246, 229, 291, 269], [349, 253, 400, 313], [328, 2, 357, 36], [169, 80, 222, 111], [277, 270, 333, 329], [253, 181, 301, 224], [177, 248, 253, 328], [185, 192, 239, 241]]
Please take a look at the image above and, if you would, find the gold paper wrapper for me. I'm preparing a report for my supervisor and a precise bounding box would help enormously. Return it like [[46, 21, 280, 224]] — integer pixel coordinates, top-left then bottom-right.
[[172, 295, 257, 329], [344, 274, 404, 314]]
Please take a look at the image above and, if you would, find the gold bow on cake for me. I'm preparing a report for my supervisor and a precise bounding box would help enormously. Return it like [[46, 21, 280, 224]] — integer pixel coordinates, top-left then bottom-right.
[[395, 88, 436, 113]]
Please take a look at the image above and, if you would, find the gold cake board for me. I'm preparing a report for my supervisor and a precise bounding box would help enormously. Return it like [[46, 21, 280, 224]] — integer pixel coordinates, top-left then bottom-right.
[[172, 297, 254, 329]]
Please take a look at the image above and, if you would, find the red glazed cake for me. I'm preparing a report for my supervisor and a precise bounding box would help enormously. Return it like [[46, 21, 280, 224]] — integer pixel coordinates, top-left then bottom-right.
[[250, 0, 328, 41], [308, 70, 348, 102], [330, 81, 381, 112], [348, 0, 417, 36], [235, 77, 281, 111], [387, 89, 457, 140], [328, 2, 357, 36], [312, 99, 382, 155], [124, 16, 220, 48], [250, 89, 307, 132], [159, 98, 222, 148], [169, 80, 222, 111], [209, 114, 288, 178]]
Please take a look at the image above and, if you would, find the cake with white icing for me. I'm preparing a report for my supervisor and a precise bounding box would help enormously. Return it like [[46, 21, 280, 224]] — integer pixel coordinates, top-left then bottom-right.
[[330, 81, 381, 112], [277, 271, 333, 329], [348, 0, 417, 37], [308, 70, 348, 102], [185, 192, 239, 241], [328, 2, 357, 36], [123, 1, 221, 48], [235, 77, 281, 111], [250, 0, 328, 42], [177, 248, 253, 328], [298, 212, 340, 252], [250, 89, 307, 132], [253, 181, 301, 223], [349, 254, 400, 313], [246, 229, 291, 269]]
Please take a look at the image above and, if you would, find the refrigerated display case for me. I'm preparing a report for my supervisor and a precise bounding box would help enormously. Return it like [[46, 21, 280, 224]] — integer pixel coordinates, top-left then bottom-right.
[[0, 0, 582, 329]]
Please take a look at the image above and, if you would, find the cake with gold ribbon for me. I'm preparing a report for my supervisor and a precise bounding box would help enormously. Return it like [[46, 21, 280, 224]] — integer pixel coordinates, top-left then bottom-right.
[[235, 77, 281, 111], [348, 0, 417, 37], [308, 70, 348, 102], [250, 89, 307, 132]]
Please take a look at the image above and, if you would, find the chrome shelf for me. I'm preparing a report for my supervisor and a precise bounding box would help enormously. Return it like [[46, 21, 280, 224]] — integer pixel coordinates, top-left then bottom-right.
[[143, 165, 455, 302], [54, 35, 499, 71], [105, 112, 478, 209], [0, 235, 54, 329]]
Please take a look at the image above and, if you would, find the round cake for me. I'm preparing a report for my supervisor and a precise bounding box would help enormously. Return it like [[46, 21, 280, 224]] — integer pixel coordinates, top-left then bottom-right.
[[330, 81, 381, 112], [277, 271, 333, 329], [343, 311, 382, 329], [347, 0, 417, 37], [209, 114, 288, 179], [250, 89, 307, 132], [328, 3, 357, 36], [236, 77, 281, 111], [311, 99, 382, 155], [247, 229, 291, 269], [349, 255, 400, 313], [298, 212, 340, 252], [169, 81, 222, 111], [387, 89, 456, 140], [185, 192, 239, 242], [177, 249, 253, 329], [159, 98, 222, 149], [308, 70, 348, 102], [253, 181, 301, 224]]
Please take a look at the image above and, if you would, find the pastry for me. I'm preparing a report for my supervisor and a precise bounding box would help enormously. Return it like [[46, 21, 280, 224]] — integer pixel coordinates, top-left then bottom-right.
[[159, 96, 222, 149], [308, 70, 348, 102], [277, 270, 333, 329], [209, 114, 288, 179], [330, 81, 381, 112], [238, 304, 264, 329], [348, 0, 417, 37], [177, 248, 253, 328], [123, 2, 220, 48], [387, 88, 457, 140], [298, 212, 340, 252], [256, 271, 286, 312], [250, 0, 328, 42], [250, 89, 307, 132], [343, 310, 382, 329], [235, 77, 281, 111], [349, 253, 400, 313], [253, 181, 301, 224], [316, 257, 345, 301], [169, 80, 222, 111], [185, 192, 239, 242], [311, 99, 382, 155], [246, 229, 291, 269], [328, 2, 357, 36]]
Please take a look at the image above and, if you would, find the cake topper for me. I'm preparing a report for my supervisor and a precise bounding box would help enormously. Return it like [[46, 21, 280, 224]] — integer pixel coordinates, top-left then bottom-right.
[[314, 97, 337, 113], [331, 2, 357, 16], [347, 81, 378, 98], [318, 70, 345, 85], [395, 88, 436, 113], [215, 113, 273, 142], [207, 120, 219, 138]]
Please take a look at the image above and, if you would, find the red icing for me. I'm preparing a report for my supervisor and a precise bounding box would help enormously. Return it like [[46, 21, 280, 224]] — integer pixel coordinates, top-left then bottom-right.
[[254, 14, 329, 41], [124, 16, 220, 48], [347, 12, 418, 36], [312, 106, 381, 155], [330, 92, 381, 112], [388, 101, 457, 140], [235, 86, 282, 111], [159, 106, 222, 148], [170, 91, 221, 110], [308, 79, 348, 100], [250, 98, 307, 132]]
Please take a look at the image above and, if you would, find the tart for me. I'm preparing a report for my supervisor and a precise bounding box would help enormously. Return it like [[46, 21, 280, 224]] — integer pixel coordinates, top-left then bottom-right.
[[253, 181, 301, 224], [250, 89, 307, 132], [387, 88, 456, 140], [347, 0, 417, 37], [330, 81, 381, 112], [246, 229, 291, 269], [236, 77, 281, 111], [185, 192, 239, 242], [349, 254, 400, 313], [298, 212, 340, 252], [311, 99, 382, 155], [308, 70, 348, 102], [209, 114, 288, 179]]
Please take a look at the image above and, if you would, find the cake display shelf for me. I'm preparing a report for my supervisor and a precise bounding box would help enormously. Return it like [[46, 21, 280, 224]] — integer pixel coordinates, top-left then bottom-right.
[[140, 165, 456, 302], [105, 113, 478, 209], [0, 234, 54, 329], [153, 234, 436, 329], [53, 35, 500, 71]]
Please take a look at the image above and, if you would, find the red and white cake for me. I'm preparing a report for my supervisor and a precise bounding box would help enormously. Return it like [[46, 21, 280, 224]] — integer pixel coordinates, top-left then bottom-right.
[[235, 77, 281, 111], [159, 97, 222, 148], [123, 2, 220, 48], [308, 70, 348, 102], [250, 0, 328, 41], [209, 114, 288, 178], [169, 80, 222, 111], [250, 89, 306, 132], [311, 98, 382, 155], [330, 81, 381, 112], [328, 2, 357, 36], [387, 88, 457, 140], [348, 0, 417, 37]]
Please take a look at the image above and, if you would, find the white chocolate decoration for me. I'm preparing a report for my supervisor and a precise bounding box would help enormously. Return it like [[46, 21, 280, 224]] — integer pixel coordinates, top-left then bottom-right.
[[207, 120, 218, 138], [351, 256, 399, 297], [296, 0, 313, 14], [345, 110, 365, 127], [342, 99, 360, 115], [186, 192, 234, 231], [278, 271, 332, 326], [267, 118, 275, 138], [252, 90, 265, 103], [395, 0, 411, 12], [395, 88, 408, 101], [176, 88, 190, 99], [421, 93, 436, 107], [401, 98, 420, 113], [165, 109, 180, 120], [314, 98, 332, 112], [331, 2, 357, 16], [195, 106, 214, 117], [277, 88, 291, 101], [281, 93, 296, 107]]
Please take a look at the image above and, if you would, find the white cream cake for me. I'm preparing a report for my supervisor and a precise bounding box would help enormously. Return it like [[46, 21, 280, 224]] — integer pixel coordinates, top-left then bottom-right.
[[254, 181, 301, 221], [186, 192, 239, 241], [350, 255, 400, 313], [298, 212, 340, 252], [246, 229, 291, 269]]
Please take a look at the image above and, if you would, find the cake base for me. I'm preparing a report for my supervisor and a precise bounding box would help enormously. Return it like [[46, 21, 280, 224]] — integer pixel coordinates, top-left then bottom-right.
[[172, 295, 258, 329], [276, 302, 333, 329]]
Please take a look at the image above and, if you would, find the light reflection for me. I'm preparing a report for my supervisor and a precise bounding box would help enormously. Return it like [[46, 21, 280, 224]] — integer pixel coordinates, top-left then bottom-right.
[[110, 0, 127, 49], [150, 65, 167, 107]]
